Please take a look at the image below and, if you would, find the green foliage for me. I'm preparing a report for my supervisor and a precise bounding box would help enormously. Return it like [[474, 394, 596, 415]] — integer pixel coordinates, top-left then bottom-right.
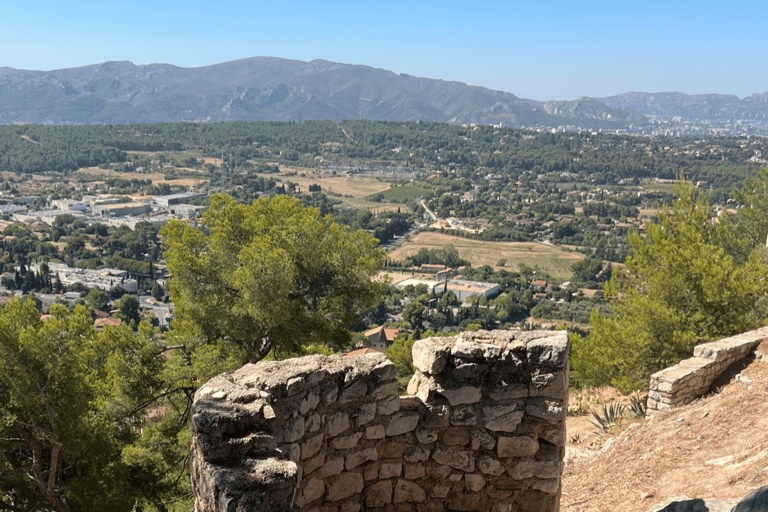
[[0, 299, 166, 511], [589, 402, 625, 433], [162, 193, 386, 364], [572, 181, 768, 392], [385, 334, 416, 390]]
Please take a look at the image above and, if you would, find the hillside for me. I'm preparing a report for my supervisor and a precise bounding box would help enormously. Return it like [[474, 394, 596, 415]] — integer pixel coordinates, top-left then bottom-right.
[[562, 354, 768, 512], [0, 58, 644, 129]]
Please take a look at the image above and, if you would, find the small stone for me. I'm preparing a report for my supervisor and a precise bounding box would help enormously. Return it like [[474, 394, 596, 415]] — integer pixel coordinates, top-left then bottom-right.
[[452, 341, 482, 358], [439, 429, 470, 446], [332, 432, 362, 450], [295, 477, 324, 508], [497, 436, 539, 458], [432, 447, 475, 472], [278, 416, 305, 443], [394, 479, 426, 504], [404, 463, 425, 480], [403, 446, 430, 463], [319, 380, 338, 405], [356, 403, 377, 426], [302, 433, 324, 459], [483, 405, 524, 432], [431, 485, 450, 499], [378, 395, 400, 416], [306, 412, 321, 433], [300, 392, 320, 415], [346, 447, 378, 470], [477, 454, 505, 476], [326, 472, 364, 501], [386, 412, 420, 436], [339, 379, 368, 404], [366, 480, 393, 508], [366, 425, 386, 440], [439, 386, 482, 406], [470, 428, 495, 450], [465, 474, 486, 492], [326, 411, 350, 438], [415, 428, 438, 444], [286, 376, 305, 396], [321, 457, 344, 477], [379, 462, 403, 479], [451, 406, 478, 426]]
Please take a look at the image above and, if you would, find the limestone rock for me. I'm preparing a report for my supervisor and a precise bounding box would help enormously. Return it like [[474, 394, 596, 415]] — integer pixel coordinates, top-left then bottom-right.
[[366, 480, 393, 508], [394, 479, 427, 503], [326, 472, 364, 501]]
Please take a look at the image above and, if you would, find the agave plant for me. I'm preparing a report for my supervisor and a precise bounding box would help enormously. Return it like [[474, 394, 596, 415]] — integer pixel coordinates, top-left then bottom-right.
[[589, 401, 624, 433], [628, 393, 647, 418]]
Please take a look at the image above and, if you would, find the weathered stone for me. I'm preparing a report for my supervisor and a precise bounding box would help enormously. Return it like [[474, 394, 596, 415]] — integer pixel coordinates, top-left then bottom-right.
[[380, 441, 405, 459], [410, 429, 434, 446], [483, 344, 502, 360], [529, 371, 566, 399], [341, 502, 362, 512], [403, 446, 430, 463], [295, 477, 324, 508], [484, 384, 528, 401], [356, 403, 377, 426], [326, 472, 364, 501], [306, 412, 321, 433], [449, 473, 463, 482], [451, 405, 478, 426], [497, 436, 539, 458], [465, 474, 487, 492], [432, 447, 475, 472], [471, 428, 496, 450], [526, 398, 564, 423], [326, 411, 349, 438], [379, 462, 403, 479], [346, 447, 378, 470], [366, 425, 386, 440], [426, 465, 451, 479], [319, 380, 338, 405], [478, 454, 505, 476], [286, 376, 305, 396], [526, 335, 569, 366], [407, 373, 422, 396], [731, 483, 768, 512], [439, 429, 470, 446], [423, 405, 450, 428], [532, 479, 559, 494], [404, 463, 425, 480], [378, 395, 400, 416], [439, 386, 482, 406], [302, 433, 324, 459], [372, 380, 400, 401], [372, 359, 397, 382], [431, 485, 450, 498], [484, 405, 524, 432], [386, 411, 420, 436], [412, 338, 451, 374], [332, 432, 363, 450], [452, 341, 483, 359], [453, 363, 485, 382], [508, 459, 561, 480], [303, 452, 324, 475], [339, 379, 368, 404], [278, 443, 300, 462], [322, 457, 345, 477], [394, 479, 426, 504], [277, 416, 305, 443], [366, 480, 393, 508], [446, 492, 485, 511]]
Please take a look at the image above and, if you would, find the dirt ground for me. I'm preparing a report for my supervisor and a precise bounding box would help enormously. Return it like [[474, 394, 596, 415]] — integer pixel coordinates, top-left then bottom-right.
[[562, 356, 768, 511]]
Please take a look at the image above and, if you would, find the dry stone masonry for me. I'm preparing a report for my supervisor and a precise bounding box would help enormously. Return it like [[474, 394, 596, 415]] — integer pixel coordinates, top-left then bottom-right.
[[647, 327, 768, 414], [190, 329, 569, 512]]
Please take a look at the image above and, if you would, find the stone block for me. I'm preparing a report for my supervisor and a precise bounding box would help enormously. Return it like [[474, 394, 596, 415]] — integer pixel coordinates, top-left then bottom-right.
[[394, 479, 426, 504], [302, 433, 324, 459], [532, 479, 559, 494], [364, 462, 380, 480], [431, 447, 475, 472], [497, 436, 539, 458], [371, 380, 400, 401], [438, 386, 482, 406], [415, 428, 438, 444], [326, 472, 364, 501], [526, 335, 569, 366], [508, 459, 561, 480], [378, 395, 400, 416], [366, 425, 385, 440], [341, 502, 361, 512], [450, 405, 478, 426], [366, 480, 393, 508], [322, 457, 345, 478], [404, 463, 425, 480], [278, 416, 305, 443], [470, 428, 496, 450], [525, 398, 564, 423], [339, 379, 368, 404], [380, 441, 405, 459], [326, 411, 349, 438], [484, 384, 528, 401], [439, 428, 471, 446], [529, 371, 566, 399], [431, 485, 450, 498], [306, 412, 321, 433], [426, 465, 451, 479], [386, 411, 420, 436], [477, 454, 505, 476], [295, 477, 324, 508], [300, 392, 320, 415], [465, 474, 487, 492], [356, 403, 377, 426], [446, 492, 485, 511], [332, 432, 363, 450], [286, 376, 305, 396], [379, 462, 403, 479], [319, 380, 339, 405], [412, 338, 451, 374], [423, 405, 450, 428], [371, 359, 397, 382], [403, 446, 430, 463], [346, 447, 378, 470], [483, 404, 524, 432], [303, 452, 325, 475]]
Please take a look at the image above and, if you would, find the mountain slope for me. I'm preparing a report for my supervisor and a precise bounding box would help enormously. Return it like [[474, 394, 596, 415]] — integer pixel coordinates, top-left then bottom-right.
[[0, 57, 644, 129]]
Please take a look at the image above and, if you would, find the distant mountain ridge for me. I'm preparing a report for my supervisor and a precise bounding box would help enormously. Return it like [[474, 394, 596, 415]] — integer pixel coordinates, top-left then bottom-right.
[[0, 57, 765, 130]]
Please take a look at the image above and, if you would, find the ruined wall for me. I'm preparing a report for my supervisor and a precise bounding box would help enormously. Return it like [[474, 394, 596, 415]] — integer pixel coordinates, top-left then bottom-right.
[[647, 327, 768, 415], [190, 329, 569, 512]]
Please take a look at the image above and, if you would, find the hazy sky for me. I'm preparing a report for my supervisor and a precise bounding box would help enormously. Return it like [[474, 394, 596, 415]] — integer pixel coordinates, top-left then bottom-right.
[[2, 0, 765, 101]]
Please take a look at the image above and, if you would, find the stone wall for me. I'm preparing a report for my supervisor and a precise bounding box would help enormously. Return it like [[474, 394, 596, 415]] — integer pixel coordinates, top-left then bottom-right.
[[647, 327, 768, 415], [190, 329, 569, 512]]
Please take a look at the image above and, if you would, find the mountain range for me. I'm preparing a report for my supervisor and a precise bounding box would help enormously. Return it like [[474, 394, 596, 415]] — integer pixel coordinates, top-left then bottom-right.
[[1, 57, 766, 130]]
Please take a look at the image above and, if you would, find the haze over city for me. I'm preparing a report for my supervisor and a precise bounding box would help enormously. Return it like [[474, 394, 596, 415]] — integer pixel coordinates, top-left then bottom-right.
[[3, 0, 766, 101]]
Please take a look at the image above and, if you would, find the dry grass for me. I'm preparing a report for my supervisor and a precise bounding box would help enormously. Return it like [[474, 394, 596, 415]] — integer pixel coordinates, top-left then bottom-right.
[[265, 167, 391, 199], [388, 232, 583, 280]]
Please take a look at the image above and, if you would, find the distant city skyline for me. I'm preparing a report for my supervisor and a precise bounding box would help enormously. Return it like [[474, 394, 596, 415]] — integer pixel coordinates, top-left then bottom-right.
[[3, 0, 765, 101]]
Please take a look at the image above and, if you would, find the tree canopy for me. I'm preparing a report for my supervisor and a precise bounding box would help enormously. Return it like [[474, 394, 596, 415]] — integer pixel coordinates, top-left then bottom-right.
[[571, 181, 768, 392], [162, 194, 386, 363]]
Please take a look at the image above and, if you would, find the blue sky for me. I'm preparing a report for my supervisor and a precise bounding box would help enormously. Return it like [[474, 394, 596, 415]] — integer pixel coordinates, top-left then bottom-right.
[[2, 0, 765, 100]]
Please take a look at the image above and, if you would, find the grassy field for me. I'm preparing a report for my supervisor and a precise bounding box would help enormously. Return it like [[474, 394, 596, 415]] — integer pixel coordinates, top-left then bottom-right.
[[388, 232, 584, 281], [367, 184, 432, 203], [264, 167, 392, 199]]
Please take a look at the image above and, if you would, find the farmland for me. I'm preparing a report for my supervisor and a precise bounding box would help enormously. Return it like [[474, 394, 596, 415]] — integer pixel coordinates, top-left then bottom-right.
[[388, 232, 584, 280]]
